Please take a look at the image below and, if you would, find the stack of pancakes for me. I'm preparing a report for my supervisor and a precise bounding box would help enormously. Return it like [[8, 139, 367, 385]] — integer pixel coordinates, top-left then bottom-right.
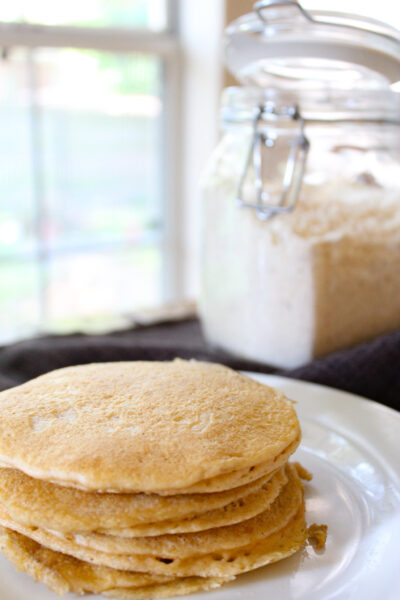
[[0, 360, 311, 599]]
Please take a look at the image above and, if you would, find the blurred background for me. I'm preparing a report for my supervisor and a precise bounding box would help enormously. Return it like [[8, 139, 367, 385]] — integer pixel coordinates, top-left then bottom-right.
[[0, 0, 399, 344]]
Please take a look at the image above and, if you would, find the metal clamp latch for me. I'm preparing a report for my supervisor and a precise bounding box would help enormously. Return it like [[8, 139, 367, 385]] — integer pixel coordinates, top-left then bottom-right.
[[254, 0, 315, 24], [236, 104, 310, 220]]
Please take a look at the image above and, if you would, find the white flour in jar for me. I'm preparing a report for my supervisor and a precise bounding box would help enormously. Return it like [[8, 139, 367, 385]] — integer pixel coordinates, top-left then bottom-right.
[[200, 177, 400, 368]]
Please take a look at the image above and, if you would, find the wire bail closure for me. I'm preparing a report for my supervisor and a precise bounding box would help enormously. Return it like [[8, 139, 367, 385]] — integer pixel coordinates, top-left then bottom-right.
[[236, 103, 310, 220], [253, 0, 315, 24]]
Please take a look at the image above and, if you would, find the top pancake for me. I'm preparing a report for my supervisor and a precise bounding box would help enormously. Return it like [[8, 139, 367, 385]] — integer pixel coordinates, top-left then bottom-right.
[[0, 360, 300, 492]]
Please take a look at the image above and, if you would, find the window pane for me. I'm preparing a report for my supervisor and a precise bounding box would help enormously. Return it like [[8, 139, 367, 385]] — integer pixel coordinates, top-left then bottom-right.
[[0, 260, 41, 343], [0, 0, 168, 30], [0, 46, 166, 342], [46, 247, 161, 333], [35, 48, 163, 252], [0, 48, 37, 259]]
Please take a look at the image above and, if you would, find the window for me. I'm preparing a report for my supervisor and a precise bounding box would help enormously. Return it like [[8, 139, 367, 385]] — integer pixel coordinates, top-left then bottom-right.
[[0, 0, 168, 30], [0, 0, 181, 342]]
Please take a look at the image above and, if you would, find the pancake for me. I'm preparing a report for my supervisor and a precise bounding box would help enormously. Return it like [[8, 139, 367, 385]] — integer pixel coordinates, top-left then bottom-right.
[[97, 467, 288, 537], [0, 502, 307, 579], [0, 467, 283, 533], [61, 465, 300, 559], [0, 465, 304, 573], [0, 527, 230, 598], [152, 436, 299, 496], [103, 577, 231, 600], [0, 436, 299, 506], [102, 504, 307, 589], [0, 360, 300, 492]]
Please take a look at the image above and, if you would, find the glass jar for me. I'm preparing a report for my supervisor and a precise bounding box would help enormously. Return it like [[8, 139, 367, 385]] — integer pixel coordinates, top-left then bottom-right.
[[199, 1, 400, 368]]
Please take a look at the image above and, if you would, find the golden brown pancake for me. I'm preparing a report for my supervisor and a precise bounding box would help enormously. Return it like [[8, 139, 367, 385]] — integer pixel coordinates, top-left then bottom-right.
[[97, 467, 288, 538], [153, 437, 300, 495], [62, 465, 300, 559], [0, 466, 288, 533], [0, 360, 300, 492], [0, 527, 230, 598], [0, 465, 305, 574], [0, 501, 307, 580]]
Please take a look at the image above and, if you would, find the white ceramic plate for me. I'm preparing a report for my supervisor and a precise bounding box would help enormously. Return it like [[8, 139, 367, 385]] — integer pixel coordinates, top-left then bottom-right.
[[0, 374, 399, 600]]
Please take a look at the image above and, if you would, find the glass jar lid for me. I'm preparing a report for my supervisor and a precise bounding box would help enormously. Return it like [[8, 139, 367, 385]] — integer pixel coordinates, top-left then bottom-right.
[[221, 86, 400, 124], [225, 0, 400, 89]]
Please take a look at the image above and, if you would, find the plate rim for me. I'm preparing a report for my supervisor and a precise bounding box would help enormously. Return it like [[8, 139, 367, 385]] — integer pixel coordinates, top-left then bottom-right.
[[242, 372, 400, 481], [241, 372, 400, 420]]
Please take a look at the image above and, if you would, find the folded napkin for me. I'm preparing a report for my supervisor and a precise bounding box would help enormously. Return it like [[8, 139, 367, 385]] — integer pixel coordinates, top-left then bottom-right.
[[0, 319, 398, 411]]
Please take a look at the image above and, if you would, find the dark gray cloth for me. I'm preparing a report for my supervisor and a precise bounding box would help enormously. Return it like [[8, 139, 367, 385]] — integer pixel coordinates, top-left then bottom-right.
[[0, 319, 399, 411]]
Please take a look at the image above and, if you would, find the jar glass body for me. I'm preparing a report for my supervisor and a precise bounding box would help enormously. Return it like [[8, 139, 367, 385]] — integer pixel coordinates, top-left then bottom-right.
[[199, 100, 400, 368]]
